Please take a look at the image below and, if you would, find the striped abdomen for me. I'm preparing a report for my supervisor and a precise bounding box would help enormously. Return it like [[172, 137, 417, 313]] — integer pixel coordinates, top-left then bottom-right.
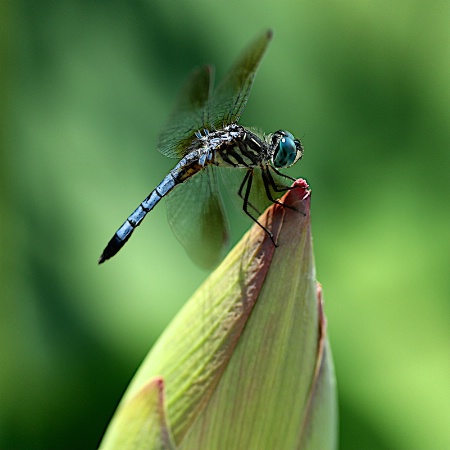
[[98, 153, 202, 264]]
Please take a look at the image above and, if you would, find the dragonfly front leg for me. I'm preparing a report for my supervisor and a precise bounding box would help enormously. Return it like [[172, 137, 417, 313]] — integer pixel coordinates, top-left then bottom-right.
[[241, 169, 277, 246], [261, 168, 297, 212], [269, 165, 297, 184], [264, 167, 306, 216], [238, 170, 261, 215]]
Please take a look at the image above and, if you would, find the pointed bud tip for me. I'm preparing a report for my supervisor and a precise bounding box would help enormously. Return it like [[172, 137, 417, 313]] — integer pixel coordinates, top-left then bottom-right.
[[292, 178, 309, 190], [290, 178, 310, 198], [276, 178, 310, 212]]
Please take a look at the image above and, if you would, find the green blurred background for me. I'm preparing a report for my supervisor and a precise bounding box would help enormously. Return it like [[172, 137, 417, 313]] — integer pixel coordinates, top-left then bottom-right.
[[1, 0, 449, 448]]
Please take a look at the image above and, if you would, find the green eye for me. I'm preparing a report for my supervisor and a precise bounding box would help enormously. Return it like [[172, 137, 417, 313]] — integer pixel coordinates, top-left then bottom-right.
[[273, 132, 297, 168]]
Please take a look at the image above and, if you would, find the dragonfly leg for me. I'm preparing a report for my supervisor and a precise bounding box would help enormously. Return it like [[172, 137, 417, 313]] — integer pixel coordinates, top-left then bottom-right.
[[238, 169, 251, 197], [238, 170, 261, 215], [269, 165, 297, 185], [261, 168, 299, 212], [264, 167, 306, 215], [242, 170, 277, 246], [265, 166, 294, 192]]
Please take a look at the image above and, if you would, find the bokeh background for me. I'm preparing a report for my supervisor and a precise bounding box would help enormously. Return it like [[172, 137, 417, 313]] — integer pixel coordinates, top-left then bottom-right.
[[1, 0, 449, 448]]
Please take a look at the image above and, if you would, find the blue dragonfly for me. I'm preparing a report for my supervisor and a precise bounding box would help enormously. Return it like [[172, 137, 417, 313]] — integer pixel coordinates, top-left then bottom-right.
[[99, 30, 304, 268]]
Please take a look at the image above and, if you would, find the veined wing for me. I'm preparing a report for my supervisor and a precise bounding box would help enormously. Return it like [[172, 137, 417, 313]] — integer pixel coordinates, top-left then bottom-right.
[[157, 65, 213, 158], [165, 165, 229, 269], [209, 29, 273, 129]]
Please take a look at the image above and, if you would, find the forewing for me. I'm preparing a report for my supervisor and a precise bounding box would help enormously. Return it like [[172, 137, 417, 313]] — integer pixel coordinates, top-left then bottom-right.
[[157, 65, 213, 158], [210, 30, 272, 129], [165, 166, 229, 269]]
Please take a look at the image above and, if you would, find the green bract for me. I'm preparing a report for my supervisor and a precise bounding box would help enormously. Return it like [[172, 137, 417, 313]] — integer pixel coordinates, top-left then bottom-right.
[[100, 180, 338, 450]]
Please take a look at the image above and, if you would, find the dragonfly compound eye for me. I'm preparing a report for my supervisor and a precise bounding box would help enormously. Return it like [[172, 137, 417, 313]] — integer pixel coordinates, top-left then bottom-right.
[[272, 131, 299, 168]]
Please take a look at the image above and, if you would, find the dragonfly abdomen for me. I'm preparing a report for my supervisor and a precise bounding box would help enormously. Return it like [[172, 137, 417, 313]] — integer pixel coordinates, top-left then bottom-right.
[[98, 173, 178, 264], [99, 152, 207, 264]]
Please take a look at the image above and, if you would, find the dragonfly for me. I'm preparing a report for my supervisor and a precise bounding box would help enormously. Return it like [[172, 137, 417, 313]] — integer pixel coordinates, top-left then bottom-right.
[[99, 30, 304, 268]]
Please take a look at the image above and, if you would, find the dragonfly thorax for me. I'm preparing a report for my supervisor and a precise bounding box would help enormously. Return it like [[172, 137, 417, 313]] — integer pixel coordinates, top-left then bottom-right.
[[195, 124, 269, 169]]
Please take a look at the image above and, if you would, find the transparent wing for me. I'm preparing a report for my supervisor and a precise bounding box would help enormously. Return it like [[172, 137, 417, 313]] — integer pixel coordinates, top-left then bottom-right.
[[165, 166, 229, 269], [209, 29, 273, 129], [157, 65, 213, 158]]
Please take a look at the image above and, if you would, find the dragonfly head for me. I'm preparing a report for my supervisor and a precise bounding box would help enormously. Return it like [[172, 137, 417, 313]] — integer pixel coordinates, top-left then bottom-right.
[[269, 130, 304, 169]]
